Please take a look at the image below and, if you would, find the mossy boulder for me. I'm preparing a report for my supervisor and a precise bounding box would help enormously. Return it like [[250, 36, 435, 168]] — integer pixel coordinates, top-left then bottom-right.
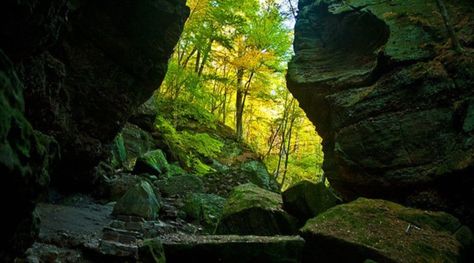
[[282, 181, 341, 223], [183, 193, 226, 233], [133, 149, 169, 176], [111, 123, 156, 170], [216, 183, 297, 236], [164, 163, 187, 178], [139, 238, 166, 263], [240, 160, 280, 192], [112, 181, 161, 220], [300, 198, 473, 263], [156, 174, 204, 197]]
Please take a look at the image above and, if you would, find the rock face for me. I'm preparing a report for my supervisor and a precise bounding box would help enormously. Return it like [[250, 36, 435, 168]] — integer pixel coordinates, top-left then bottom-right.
[[282, 181, 340, 224], [216, 184, 297, 236], [0, 0, 189, 258], [288, 0, 474, 226], [1, 0, 189, 190], [0, 50, 55, 260], [300, 198, 473, 263]]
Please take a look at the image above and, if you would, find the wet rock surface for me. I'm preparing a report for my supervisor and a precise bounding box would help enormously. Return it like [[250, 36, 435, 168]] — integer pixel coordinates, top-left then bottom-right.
[[288, 0, 474, 228]]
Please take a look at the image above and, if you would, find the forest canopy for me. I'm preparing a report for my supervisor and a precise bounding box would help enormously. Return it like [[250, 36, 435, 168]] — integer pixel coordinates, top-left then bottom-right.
[[156, 0, 323, 190]]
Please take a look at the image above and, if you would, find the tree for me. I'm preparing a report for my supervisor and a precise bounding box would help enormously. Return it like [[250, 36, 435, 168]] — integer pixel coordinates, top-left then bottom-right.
[[435, 0, 463, 53]]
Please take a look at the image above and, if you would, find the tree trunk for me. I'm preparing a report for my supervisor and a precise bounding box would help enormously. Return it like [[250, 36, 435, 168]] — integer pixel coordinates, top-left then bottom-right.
[[281, 104, 296, 187], [265, 123, 282, 158], [235, 67, 244, 140], [435, 0, 463, 53], [195, 49, 201, 73], [198, 39, 214, 76]]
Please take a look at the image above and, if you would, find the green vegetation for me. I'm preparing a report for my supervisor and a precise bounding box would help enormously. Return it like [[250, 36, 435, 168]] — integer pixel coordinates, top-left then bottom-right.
[[155, 0, 323, 190]]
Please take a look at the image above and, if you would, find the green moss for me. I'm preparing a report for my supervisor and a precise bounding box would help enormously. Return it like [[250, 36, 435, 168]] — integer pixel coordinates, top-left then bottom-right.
[[133, 149, 169, 176], [216, 183, 297, 236], [301, 198, 469, 262], [156, 174, 204, 197], [183, 193, 226, 233], [222, 183, 282, 216]]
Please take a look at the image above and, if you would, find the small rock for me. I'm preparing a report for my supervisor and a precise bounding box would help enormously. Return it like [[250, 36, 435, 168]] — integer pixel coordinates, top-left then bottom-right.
[[113, 181, 161, 220]]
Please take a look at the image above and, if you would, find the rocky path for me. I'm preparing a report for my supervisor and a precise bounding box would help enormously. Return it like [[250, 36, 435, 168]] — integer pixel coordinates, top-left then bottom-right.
[[22, 194, 304, 263]]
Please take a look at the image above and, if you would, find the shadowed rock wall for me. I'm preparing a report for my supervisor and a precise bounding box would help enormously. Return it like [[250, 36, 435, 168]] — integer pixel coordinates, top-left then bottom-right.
[[0, 0, 189, 259], [288, 0, 474, 227]]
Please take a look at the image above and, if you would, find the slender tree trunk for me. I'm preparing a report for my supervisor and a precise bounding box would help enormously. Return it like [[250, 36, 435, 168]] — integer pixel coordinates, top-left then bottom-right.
[[281, 104, 296, 187], [281, 120, 294, 187], [274, 96, 292, 179], [182, 47, 197, 68], [287, 0, 297, 18], [195, 50, 201, 73], [198, 39, 214, 76], [435, 0, 463, 52], [265, 123, 282, 158], [235, 67, 245, 140], [222, 88, 228, 124]]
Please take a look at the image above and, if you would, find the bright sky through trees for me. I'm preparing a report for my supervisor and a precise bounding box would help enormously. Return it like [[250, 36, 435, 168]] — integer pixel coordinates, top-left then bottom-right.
[[158, 0, 323, 190]]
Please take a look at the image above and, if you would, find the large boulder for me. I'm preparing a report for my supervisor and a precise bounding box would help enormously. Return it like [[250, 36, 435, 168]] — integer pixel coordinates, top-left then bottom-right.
[[300, 198, 473, 263], [282, 181, 341, 223], [113, 181, 161, 220], [133, 149, 169, 176], [240, 160, 280, 192], [287, 0, 474, 227], [216, 183, 297, 236], [183, 193, 226, 233]]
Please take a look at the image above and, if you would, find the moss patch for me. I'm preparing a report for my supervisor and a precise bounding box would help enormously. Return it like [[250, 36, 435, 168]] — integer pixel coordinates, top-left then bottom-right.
[[301, 198, 471, 262]]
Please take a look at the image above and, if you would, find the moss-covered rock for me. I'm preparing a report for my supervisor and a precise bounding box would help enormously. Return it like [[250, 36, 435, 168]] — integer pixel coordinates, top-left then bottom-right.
[[300, 198, 473, 263], [288, 0, 474, 229], [240, 160, 280, 193], [112, 123, 156, 170], [156, 174, 204, 197], [203, 160, 280, 197], [216, 183, 297, 236], [139, 238, 166, 263], [283, 181, 341, 223], [164, 163, 187, 178], [183, 193, 226, 233], [133, 149, 169, 176], [112, 181, 161, 220]]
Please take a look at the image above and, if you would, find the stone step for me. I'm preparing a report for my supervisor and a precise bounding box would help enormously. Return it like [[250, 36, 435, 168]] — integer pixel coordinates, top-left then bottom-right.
[[162, 235, 305, 263], [98, 239, 138, 259]]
